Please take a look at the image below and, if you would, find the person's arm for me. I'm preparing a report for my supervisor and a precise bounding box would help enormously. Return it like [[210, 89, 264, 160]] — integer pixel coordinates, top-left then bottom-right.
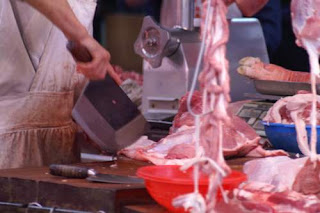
[[125, 0, 145, 7], [23, 0, 121, 83], [225, 0, 269, 17], [235, 0, 269, 17]]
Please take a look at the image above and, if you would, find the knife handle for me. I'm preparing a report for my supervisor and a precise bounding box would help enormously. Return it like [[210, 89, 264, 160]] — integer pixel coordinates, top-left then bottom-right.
[[49, 164, 90, 179], [66, 41, 92, 63]]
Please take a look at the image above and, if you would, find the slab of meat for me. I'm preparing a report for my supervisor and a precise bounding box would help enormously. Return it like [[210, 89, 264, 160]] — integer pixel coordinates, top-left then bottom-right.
[[173, 92, 287, 157], [118, 136, 155, 161], [119, 127, 197, 165], [170, 91, 203, 134], [120, 116, 286, 166], [231, 181, 320, 213], [244, 156, 320, 198], [237, 57, 310, 83], [223, 114, 286, 157], [264, 93, 320, 124], [120, 91, 287, 165]]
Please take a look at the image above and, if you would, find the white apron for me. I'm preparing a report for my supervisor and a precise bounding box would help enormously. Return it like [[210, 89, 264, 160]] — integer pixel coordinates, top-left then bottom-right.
[[0, 0, 96, 169]]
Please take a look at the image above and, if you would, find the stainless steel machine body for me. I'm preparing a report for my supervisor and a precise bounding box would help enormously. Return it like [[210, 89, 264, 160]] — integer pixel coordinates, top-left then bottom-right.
[[135, 1, 269, 120]]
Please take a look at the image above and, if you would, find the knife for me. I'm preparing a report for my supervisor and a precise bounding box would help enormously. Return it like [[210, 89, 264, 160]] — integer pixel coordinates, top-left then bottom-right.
[[49, 164, 144, 184], [67, 41, 149, 155]]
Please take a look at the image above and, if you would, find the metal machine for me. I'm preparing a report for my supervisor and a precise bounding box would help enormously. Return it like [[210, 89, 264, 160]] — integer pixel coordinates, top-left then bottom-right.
[[134, 0, 269, 121]]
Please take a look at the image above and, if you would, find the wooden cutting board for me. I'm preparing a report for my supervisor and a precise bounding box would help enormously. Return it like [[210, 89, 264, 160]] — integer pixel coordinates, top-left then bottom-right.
[[0, 156, 255, 212], [0, 157, 154, 212]]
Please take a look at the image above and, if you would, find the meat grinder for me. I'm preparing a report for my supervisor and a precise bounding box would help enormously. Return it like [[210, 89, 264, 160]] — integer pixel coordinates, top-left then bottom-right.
[[134, 0, 200, 121], [134, 0, 269, 121]]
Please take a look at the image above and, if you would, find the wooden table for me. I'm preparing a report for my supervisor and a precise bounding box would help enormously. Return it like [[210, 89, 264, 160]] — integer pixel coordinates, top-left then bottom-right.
[[0, 156, 254, 212], [0, 157, 154, 212]]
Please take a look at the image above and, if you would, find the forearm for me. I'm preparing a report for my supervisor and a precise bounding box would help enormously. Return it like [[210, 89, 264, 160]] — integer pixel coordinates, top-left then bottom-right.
[[235, 0, 269, 16], [24, 0, 89, 42]]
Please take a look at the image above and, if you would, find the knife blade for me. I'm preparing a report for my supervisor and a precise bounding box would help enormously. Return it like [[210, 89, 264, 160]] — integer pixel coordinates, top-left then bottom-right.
[[49, 164, 144, 184], [67, 41, 149, 155]]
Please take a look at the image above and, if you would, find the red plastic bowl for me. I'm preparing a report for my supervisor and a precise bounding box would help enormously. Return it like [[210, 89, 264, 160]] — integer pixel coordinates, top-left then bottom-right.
[[137, 165, 247, 213]]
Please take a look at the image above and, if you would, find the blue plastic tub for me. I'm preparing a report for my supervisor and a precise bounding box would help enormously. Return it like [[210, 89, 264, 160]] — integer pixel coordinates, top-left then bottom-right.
[[262, 121, 320, 154]]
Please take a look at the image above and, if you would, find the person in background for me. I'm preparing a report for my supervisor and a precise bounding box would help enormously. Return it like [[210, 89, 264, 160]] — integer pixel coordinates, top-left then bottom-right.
[[254, 0, 310, 72], [0, 0, 120, 169]]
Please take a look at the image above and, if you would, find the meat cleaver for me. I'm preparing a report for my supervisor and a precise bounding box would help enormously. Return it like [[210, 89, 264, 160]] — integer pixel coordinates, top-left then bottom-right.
[[67, 41, 148, 155], [49, 164, 144, 184]]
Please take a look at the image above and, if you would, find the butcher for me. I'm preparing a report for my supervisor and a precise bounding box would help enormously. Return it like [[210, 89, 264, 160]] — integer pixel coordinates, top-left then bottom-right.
[[0, 0, 120, 169]]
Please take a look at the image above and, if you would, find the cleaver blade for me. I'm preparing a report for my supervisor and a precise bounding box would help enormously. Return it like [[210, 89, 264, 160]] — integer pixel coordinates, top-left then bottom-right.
[[67, 41, 149, 154]]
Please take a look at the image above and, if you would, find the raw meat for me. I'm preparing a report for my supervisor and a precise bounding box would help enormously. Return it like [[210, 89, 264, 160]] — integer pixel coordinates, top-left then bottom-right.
[[237, 56, 310, 83], [113, 65, 143, 86], [120, 111, 287, 165], [244, 156, 320, 198], [223, 114, 286, 157], [291, 0, 320, 160], [264, 93, 320, 125], [218, 1, 320, 212], [118, 136, 155, 161], [170, 91, 202, 133], [231, 181, 320, 213], [172, 92, 287, 158], [120, 88, 288, 164], [119, 128, 197, 165], [264, 93, 320, 156]]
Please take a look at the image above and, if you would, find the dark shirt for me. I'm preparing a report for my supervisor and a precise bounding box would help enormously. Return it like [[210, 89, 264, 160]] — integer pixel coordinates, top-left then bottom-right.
[[117, 0, 162, 22], [254, 0, 310, 72]]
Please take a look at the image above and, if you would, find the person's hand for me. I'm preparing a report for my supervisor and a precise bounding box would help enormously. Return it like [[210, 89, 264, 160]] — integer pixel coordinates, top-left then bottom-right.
[[76, 34, 122, 84]]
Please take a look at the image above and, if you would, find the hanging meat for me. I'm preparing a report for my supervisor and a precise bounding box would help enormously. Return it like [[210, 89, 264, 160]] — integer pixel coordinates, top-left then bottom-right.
[[240, 1, 320, 210], [291, 0, 320, 160]]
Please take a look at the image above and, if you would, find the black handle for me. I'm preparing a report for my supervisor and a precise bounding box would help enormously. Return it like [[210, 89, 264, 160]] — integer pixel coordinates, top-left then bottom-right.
[[49, 164, 89, 179], [67, 41, 92, 63]]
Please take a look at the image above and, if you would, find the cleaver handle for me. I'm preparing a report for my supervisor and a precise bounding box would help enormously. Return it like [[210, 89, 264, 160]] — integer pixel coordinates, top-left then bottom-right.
[[49, 164, 91, 179], [66, 41, 92, 63]]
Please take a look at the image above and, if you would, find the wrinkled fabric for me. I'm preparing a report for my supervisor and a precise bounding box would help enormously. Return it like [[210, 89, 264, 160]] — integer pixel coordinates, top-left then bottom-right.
[[0, 0, 96, 169]]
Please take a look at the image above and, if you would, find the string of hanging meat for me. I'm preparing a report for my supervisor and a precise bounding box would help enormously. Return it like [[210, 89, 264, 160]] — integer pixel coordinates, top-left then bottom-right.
[[291, 0, 320, 161], [198, 0, 231, 210], [198, 0, 230, 171], [172, 0, 232, 212]]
